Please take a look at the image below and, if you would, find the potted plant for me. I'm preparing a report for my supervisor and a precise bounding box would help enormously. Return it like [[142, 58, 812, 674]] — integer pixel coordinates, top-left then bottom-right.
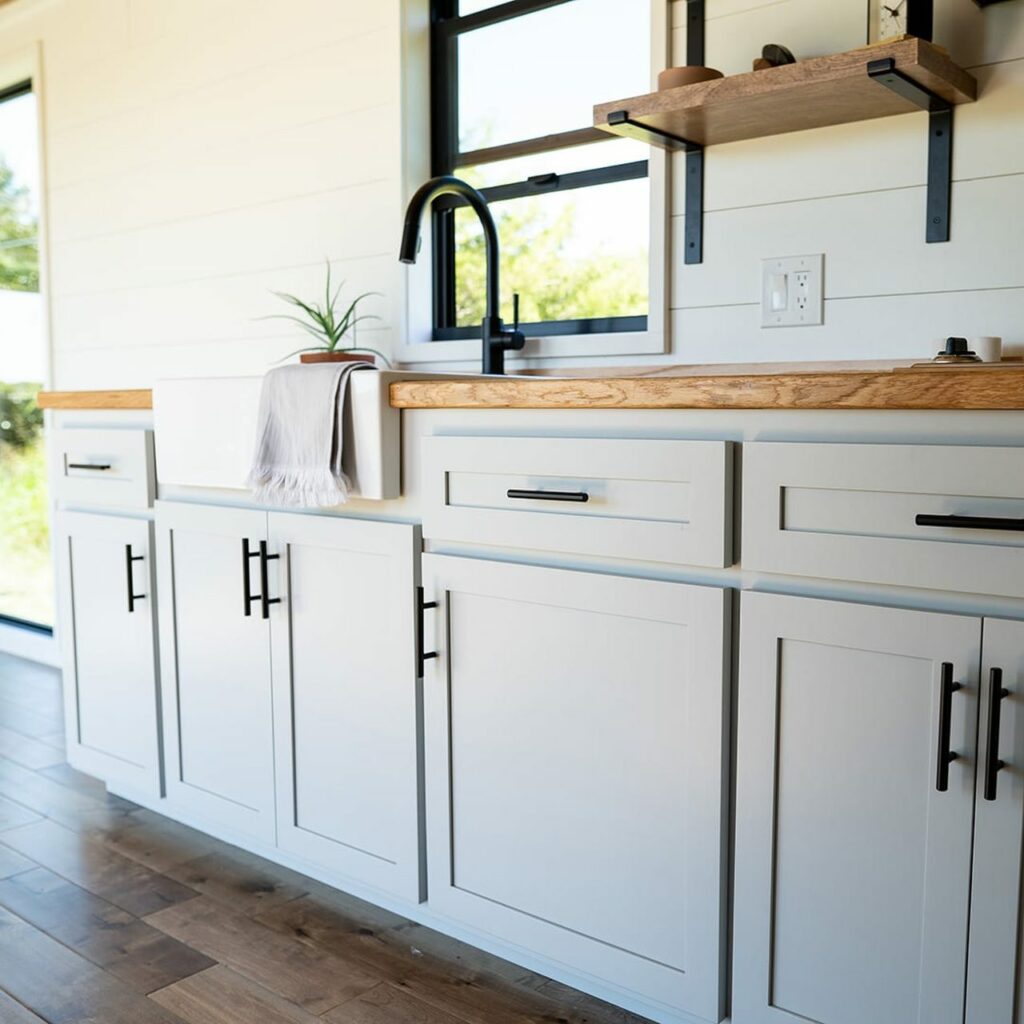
[[265, 261, 389, 365]]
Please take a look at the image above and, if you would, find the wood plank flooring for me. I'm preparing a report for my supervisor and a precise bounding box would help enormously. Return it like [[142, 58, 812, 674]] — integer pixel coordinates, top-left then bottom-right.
[[0, 652, 651, 1024]]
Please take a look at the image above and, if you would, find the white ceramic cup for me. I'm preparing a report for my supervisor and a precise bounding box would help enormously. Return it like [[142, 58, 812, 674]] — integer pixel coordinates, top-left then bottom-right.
[[971, 336, 1003, 362]]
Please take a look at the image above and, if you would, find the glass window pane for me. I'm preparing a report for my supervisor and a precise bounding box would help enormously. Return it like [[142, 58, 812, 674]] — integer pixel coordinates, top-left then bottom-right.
[[454, 174, 648, 327], [457, 0, 651, 153], [456, 137, 647, 189], [0, 87, 51, 629]]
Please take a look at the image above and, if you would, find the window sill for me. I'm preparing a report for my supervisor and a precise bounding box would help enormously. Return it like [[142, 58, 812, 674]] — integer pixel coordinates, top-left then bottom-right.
[[394, 327, 667, 366]]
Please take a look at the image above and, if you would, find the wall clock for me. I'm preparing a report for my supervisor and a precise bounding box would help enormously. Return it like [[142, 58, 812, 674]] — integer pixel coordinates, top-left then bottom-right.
[[869, 0, 934, 43]]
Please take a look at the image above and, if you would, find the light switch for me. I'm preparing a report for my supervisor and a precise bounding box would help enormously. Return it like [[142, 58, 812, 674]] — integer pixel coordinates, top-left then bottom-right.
[[770, 273, 788, 312], [761, 254, 824, 328]]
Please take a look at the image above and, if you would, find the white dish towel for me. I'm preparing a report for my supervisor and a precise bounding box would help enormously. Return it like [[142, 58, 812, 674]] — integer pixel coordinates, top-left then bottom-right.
[[246, 361, 373, 507]]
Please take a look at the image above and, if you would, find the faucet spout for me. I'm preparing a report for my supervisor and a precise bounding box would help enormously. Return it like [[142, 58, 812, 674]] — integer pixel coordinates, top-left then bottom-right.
[[399, 175, 524, 375]]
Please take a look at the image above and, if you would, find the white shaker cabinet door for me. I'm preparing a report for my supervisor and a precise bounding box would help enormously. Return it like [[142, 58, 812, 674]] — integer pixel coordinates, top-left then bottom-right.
[[966, 618, 1024, 1024], [421, 554, 730, 1023], [156, 501, 277, 845], [733, 591, 981, 1024], [267, 512, 422, 902], [57, 511, 161, 799]]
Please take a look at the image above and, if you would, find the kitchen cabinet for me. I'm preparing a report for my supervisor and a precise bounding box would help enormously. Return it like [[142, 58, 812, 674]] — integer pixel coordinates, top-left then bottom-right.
[[420, 553, 730, 1023], [156, 501, 422, 896], [733, 591, 985, 1024], [267, 512, 422, 902], [57, 510, 161, 799], [156, 502, 276, 844], [966, 618, 1024, 1024]]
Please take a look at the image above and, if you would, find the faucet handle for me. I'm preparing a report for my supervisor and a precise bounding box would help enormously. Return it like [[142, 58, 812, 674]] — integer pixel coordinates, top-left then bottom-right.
[[512, 292, 520, 335]]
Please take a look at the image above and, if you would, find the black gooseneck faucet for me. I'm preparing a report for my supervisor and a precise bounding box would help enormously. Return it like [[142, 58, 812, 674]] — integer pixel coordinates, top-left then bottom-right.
[[399, 175, 525, 375]]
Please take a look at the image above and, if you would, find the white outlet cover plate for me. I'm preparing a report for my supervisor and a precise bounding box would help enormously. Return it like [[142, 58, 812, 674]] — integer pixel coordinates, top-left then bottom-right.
[[761, 253, 824, 328]]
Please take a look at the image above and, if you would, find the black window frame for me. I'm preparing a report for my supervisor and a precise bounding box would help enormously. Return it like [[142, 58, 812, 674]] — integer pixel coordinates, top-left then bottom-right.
[[430, 0, 649, 341]]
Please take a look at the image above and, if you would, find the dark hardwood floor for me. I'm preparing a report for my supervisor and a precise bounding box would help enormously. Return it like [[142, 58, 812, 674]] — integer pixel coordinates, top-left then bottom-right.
[[0, 652, 651, 1024]]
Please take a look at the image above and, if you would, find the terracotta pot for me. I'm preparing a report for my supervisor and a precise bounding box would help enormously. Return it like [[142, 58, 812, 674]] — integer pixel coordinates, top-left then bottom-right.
[[657, 65, 724, 90], [299, 351, 376, 366]]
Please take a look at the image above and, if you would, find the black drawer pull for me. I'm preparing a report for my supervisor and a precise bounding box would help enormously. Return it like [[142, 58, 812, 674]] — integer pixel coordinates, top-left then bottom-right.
[[936, 662, 962, 793], [67, 462, 112, 471], [916, 513, 1024, 532], [242, 539, 261, 617], [507, 489, 589, 504], [258, 541, 281, 620], [984, 667, 1010, 802], [124, 545, 145, 613], [416, 586, 438, 679]]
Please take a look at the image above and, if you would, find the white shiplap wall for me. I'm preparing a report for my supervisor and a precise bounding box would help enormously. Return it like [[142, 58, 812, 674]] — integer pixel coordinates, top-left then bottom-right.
[[666, 0, 1024, 366], [0, 0, 405, 388], [0, 0, 1022, 383]]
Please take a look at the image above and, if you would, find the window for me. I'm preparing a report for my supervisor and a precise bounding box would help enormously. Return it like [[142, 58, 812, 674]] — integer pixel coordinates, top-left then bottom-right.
[[0, 80, 51, 632], [430, 0, 655, 342]]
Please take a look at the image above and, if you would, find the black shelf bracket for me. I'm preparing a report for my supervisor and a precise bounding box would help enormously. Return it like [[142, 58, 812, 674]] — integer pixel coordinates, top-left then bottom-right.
[[867, 57, 953, 243], [604, 112, 703, 264]]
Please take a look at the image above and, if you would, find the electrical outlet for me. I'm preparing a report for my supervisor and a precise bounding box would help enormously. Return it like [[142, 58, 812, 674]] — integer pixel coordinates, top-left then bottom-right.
[[761, 254, 824, 327]]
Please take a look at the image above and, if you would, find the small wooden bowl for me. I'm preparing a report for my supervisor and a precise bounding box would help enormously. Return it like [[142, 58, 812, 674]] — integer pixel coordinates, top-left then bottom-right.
[[657, 65, 724, 90]]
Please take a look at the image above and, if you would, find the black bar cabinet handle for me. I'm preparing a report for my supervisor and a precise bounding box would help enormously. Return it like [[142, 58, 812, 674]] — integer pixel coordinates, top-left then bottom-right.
[[242, 539, 261, 617], [936, 662, 962, 793], [67, 462, 112, 471], [916, 513, 1024, 532], [124, 544, 145, 613], [258, 541, 281, 620], [416, 586, 438, 679], [984, 667, 1009, 802], [507, 489, 589, 504]]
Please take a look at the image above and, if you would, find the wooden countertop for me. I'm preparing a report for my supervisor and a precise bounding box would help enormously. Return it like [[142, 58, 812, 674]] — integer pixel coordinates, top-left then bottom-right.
[[37, 361, 1024, 412], [37, 389, 153, 410], [389, 361, 1024, 411]]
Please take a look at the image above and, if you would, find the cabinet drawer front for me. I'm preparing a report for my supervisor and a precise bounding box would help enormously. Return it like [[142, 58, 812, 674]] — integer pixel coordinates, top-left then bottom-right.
[[423, 435, 732, 567], [422, 554, 729, 1021], [53, 428, 155, 510], [744, 442, 1024, 597]]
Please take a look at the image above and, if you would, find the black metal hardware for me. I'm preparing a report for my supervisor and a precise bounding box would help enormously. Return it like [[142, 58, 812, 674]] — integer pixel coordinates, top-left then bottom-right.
[[242, 539, 261, 617], [916, 513, 1024, 532], [867, 57, 952, 243], [124, 545, 145, 614], [67, 462, 112, 471], [984, 667, 1009, 801], [507, 488, 589, 503], [604, 113, 704, 265], [936, 662, 962, 793], [907, 0, 934, 42], [258, 541, 280, 620], [686, 0, 705, 67], [416, 586, 438, 680], [429, 0, 650, 340]]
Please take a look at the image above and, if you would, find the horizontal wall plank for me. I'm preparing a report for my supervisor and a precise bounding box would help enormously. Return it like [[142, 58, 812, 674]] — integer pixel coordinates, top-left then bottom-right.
[[47, 101, 395, 244], [50, 254, 397, 352], [52, 327, 395, 389], [44, 0, 397, 135], [50, 179, 395, 297], [672, 172, 1024, 309], [669, 287, 1024, 365], [46, 30, 398, 190]]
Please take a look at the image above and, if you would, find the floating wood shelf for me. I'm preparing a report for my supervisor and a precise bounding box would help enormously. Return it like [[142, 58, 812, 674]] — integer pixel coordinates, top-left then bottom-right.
[[594, 38, 976, 150], [595, 36, 978, 263]]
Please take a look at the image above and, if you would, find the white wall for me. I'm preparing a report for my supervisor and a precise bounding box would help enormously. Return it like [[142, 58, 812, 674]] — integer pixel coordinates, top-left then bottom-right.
[[0, 0, 1021, 383], [0, 0, 406, 388], [664, 0, 1024, 367]]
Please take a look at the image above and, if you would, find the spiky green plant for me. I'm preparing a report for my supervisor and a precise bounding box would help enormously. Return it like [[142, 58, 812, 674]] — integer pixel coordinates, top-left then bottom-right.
[[264, 261, 389, 364]]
